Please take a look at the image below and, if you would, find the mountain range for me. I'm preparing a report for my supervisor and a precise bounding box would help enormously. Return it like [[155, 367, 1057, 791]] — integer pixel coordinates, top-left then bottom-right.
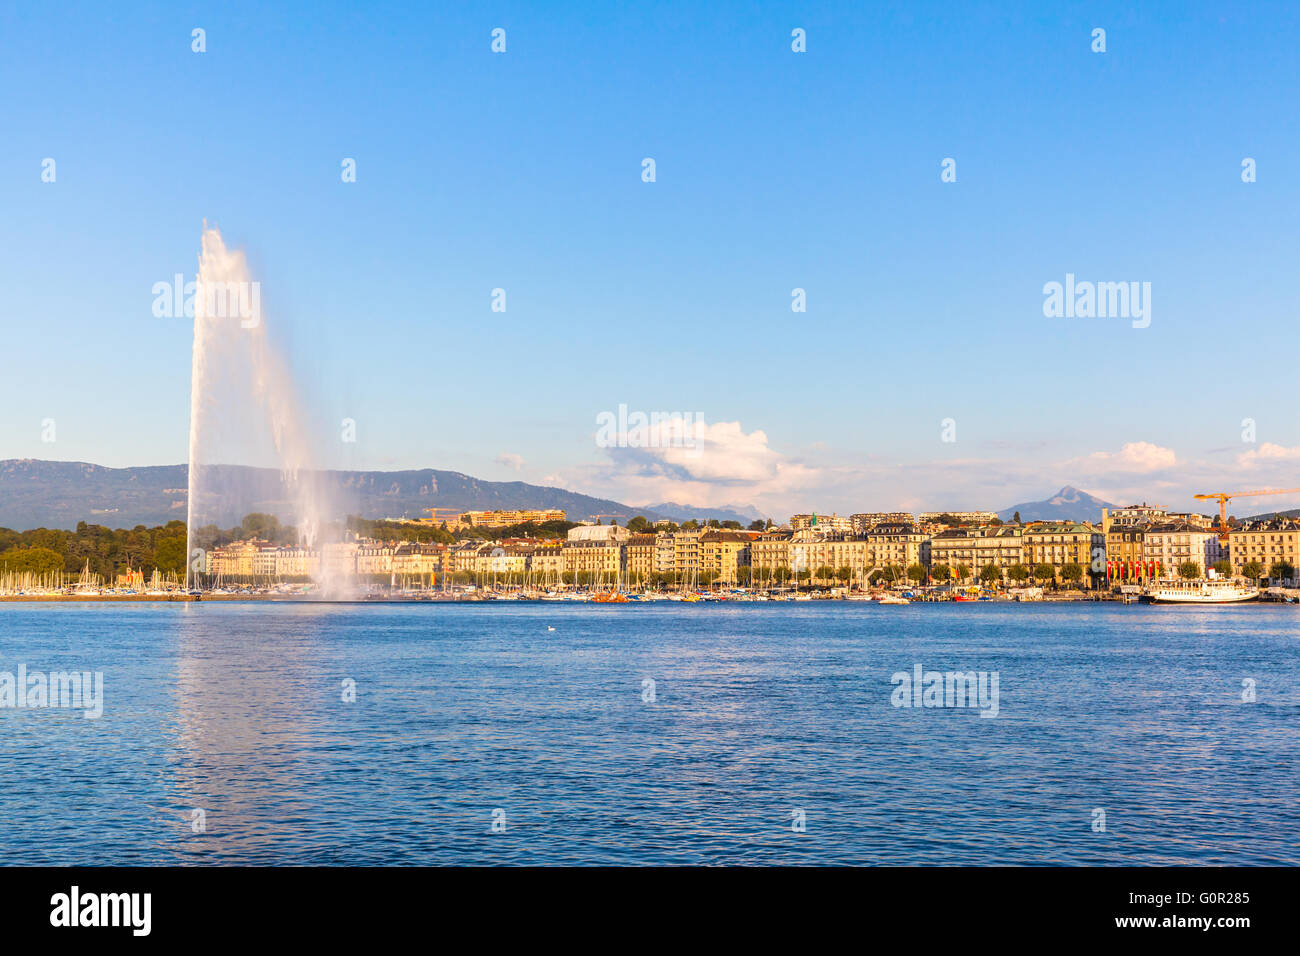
[[0, 461, 1157, 532], [0, 460, 651, 531]]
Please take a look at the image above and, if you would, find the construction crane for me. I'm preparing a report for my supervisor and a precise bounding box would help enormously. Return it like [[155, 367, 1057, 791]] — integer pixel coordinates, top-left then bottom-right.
[[1193, 488, 1300, 542], [423, 507, 460, 525]]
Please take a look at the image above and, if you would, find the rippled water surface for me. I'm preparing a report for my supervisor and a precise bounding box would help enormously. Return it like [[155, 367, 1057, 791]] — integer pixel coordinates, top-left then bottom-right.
[[2, 601, 1297, 864]]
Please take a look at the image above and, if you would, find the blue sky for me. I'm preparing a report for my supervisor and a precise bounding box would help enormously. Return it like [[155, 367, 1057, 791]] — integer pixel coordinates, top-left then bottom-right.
[[2, 1, 1299, 518]]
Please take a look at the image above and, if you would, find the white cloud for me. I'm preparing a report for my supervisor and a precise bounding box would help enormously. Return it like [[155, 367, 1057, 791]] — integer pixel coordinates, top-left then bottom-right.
[[569, 418, 822, 511], [1237, 442, 1300, 467], [495, 452, 525, 471], [1068, 441, 1176, 474]]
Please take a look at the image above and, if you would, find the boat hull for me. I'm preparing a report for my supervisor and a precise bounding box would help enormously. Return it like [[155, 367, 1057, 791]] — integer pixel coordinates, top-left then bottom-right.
[[1140, 588, 1258, 605]]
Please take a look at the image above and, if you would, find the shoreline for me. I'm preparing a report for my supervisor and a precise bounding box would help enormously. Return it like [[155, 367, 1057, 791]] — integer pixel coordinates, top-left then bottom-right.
[[0, 592, 1290, 606]]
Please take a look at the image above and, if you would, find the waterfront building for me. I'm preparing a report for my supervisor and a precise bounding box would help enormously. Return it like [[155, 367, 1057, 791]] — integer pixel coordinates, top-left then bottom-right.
[[1105, 525, 1151, 582], [321, 541, 360, 579], [275, 547, 318, 578], [1228, 519, 1300, 583], [929, 526, 1022, 582], [1021, 522, 1104, 584], [749, 532, 792, 583], [391, 543, 446, 582], [355, 544, 395, 576], [209, 540, 265, 577], [624, 533, 657, 583], [562, 539, 623, 582], [701, 530, 756, 583], [787, 528, 866, 584], [1143, 523, 1222, 579], [861, 522, 928, 573]]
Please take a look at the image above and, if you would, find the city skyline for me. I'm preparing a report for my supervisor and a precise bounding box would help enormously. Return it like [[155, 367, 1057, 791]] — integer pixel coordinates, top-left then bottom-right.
[[4, 1, 1300, 517]]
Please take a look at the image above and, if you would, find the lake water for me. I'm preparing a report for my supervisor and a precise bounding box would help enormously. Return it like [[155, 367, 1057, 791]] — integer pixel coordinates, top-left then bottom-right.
[[1, 601, 1297, 865]]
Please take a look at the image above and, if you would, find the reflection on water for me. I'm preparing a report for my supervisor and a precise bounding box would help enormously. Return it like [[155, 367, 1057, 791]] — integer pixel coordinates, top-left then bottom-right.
[[168, 602, 333, 862], [1, 602, 1298, 864]]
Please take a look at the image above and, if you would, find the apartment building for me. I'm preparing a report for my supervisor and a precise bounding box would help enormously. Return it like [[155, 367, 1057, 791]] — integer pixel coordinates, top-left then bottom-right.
[[1105, 525, 1150, 581], [861, 522, 928, 572], [624, 533, 657, 583], [1229, 519, 1300, 582], [700, 529, 753, 584], [1143, 523, 1222, 579], [562, 539, 623, 581], [749, 532, 793, 583], [929, 526, 1022, 581], [1021, 522, 1104, 583], [787, 528, 867, 582]]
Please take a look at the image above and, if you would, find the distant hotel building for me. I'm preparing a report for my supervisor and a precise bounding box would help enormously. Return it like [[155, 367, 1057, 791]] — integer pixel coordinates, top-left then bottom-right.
[[789, 513, 853, 533], [917, 511, 998, 524], [458, 509, 567, 528], [851, 513, 914, 533]]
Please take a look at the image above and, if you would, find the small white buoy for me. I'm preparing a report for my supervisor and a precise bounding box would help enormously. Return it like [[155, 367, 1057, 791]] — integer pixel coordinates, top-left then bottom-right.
[[547, 626, 555, 632]]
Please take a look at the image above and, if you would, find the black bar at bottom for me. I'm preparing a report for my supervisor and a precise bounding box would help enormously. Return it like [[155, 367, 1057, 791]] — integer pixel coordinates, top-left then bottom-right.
[[0, 866, 1276, 942]]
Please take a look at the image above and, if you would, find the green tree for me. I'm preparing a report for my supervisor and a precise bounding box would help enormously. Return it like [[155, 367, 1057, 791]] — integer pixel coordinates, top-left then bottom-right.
[[1178, 561, 1201, 580], [1243, 560, 1264, 581], [1269, 560, 1296, 582], [626, 515, 650, 533], [930, 563, 952, 583], [1212, 559, 1232, 577], [1013, 511, 1022, 524], [1032, 563, 1055, 584], [0, 546, 65, 575], [1007, 564, 1030, 583], [906, 563, 926, 584], [836, 566, 852, 584], [774, 567, 792, 584], [1061, 562, 1083, 585], [979, 564, 1001, 586], [815, 565, 833, 586], [153, 536, 187, 574], [955, 563, 971, 583]]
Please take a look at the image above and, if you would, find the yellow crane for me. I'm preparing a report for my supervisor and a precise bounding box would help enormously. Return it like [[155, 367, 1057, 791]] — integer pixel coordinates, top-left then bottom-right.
[[1193, 488, 1300, 542]]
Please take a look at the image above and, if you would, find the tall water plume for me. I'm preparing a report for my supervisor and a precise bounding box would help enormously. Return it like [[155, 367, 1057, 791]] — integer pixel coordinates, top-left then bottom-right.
[[185, 224, 340, 592]]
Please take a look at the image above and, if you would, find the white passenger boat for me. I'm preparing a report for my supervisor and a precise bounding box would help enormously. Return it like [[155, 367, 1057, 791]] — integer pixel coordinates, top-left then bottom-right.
[[878, 594, 910, 605], [1140, 580, 1258, 604]]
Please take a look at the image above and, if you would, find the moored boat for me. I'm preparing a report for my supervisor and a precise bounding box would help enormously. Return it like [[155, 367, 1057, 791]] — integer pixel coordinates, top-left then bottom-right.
[[1140, 580, 1259, 604]]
